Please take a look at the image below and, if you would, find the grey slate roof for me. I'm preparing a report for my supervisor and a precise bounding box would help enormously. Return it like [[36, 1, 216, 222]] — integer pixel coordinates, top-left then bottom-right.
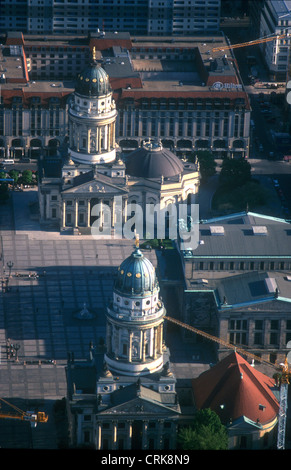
[[183, 212, 291, 258], [126, 145, 184, 179], [187, 270, 291, 309]]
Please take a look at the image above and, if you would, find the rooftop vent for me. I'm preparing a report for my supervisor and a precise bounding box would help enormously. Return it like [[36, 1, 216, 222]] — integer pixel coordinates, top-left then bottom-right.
[[252, 226, 268, 236], [209, 226, 225, 235]]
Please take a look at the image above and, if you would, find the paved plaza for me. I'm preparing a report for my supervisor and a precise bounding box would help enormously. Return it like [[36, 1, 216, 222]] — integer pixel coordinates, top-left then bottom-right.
[[0, 189, 211, 448]]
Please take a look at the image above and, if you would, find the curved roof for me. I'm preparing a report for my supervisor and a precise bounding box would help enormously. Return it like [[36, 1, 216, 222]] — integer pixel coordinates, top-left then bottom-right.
[[126, 141, 184, 179], [192, 352, 279, 427], [114, 247, 158, 295], [75, 63, 111, 97]]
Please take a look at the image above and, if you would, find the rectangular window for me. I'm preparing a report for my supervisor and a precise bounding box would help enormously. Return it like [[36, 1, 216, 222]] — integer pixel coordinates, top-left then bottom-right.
[[228, 319, 247, 346]]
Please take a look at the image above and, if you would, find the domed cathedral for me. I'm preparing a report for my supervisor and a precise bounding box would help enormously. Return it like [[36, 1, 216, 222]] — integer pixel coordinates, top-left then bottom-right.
[[38, 50, 199, 233], [125, 139, 199, 214], [66, 240, 182, 450], [68, 48, 118, 165]]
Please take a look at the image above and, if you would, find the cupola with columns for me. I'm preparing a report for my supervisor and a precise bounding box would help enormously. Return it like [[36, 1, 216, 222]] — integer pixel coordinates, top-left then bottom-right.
[[104, 235, 166, 376], [68, 47, 117, 165]]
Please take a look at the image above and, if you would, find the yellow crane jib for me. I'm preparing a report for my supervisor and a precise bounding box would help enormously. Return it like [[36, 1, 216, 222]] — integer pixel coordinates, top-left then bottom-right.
[[212, 34, 287, 52], [0, 397, 48, 427]]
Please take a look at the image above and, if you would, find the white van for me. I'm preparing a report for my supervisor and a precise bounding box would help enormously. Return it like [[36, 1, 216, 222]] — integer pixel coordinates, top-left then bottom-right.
[[3, 159, 14, 165]]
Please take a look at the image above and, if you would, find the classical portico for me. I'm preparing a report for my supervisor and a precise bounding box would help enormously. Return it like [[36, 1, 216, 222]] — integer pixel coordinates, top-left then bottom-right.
[[60, 170, 129, 232]]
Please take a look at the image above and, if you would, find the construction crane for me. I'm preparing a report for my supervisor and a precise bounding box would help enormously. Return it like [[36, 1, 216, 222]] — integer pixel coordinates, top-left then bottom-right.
[[212, 34, 287, 52], [165, 316, 289, 449], [0, 397, 48, 428]]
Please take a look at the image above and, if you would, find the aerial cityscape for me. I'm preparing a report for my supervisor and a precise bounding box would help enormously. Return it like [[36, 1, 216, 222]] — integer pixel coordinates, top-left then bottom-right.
[[0, 0, 291, 454]]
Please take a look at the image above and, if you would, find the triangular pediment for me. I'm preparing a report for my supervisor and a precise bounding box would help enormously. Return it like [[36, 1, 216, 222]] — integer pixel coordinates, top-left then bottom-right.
[[228, 415, 263, 431], [62, 179, 128, 195], [99, 396, 180, 416]]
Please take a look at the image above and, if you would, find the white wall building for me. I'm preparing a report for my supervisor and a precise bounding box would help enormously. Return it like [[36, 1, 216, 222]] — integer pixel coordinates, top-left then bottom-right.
[[0, 0, 221, 36], [259, 0, 291, 80]]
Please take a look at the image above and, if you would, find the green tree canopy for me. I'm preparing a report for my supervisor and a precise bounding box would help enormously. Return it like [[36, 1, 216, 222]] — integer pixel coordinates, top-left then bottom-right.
[[21, 169, 33, 185], [178, 408, 228, 450], [219, 157, 251, 188], [8, 169, 19, 184], [189, 150, 216, 182]]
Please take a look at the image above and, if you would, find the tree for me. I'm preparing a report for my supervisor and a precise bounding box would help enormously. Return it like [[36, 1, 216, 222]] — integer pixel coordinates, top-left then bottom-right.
[[178, 408, 228, 450], [219, 157, 251, 188], [9, 169, 19, 184], [189, 150, 216, 183], [20, 169, 33, 185]]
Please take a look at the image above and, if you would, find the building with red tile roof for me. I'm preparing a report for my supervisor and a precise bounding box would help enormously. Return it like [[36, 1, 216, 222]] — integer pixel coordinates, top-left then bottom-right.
[[192, 351, 280, 449], [0, 30, 250, 160]]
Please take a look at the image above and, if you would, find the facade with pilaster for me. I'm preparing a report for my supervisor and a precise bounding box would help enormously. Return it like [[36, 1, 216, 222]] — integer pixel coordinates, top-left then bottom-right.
[[0, 31, 250, 161]]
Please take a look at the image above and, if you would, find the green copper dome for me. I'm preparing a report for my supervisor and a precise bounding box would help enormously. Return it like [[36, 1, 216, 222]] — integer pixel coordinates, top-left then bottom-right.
[[75, 63, 110, 97], [115, 248, 158, 295]]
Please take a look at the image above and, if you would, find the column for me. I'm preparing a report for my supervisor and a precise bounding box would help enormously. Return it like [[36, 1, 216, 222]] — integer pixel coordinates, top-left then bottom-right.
[[112, 421, 117, 449], [69, 122, 73, 148], [98, 126, 102, 152], [157, 420, 164, 449], [108, 125, 111, 150], [87, 199, 91, 227], [76, 129, 80, 151], [127, 421, 133, 449], [128, 331, 133, 363], [106, 323, 112, 354], [124, 198, 128, 222], [96, 127, 100, 153], [139, 330, 143, 361], [97, 422, 102, 450], [87, 128, 91, 154], [153, 327, 158, 359], [100, 199, 103, 226], [112, 197, 115, 228], [142, 421, 148, 449], [74, 199, 78, 227], [118, 326, 123, 357], [142, 330, 146, 361], [104, 125, 108, 151], [159, 324, 163, 354], [112, 122, 116, 146], [62, 200, 66, 228]]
